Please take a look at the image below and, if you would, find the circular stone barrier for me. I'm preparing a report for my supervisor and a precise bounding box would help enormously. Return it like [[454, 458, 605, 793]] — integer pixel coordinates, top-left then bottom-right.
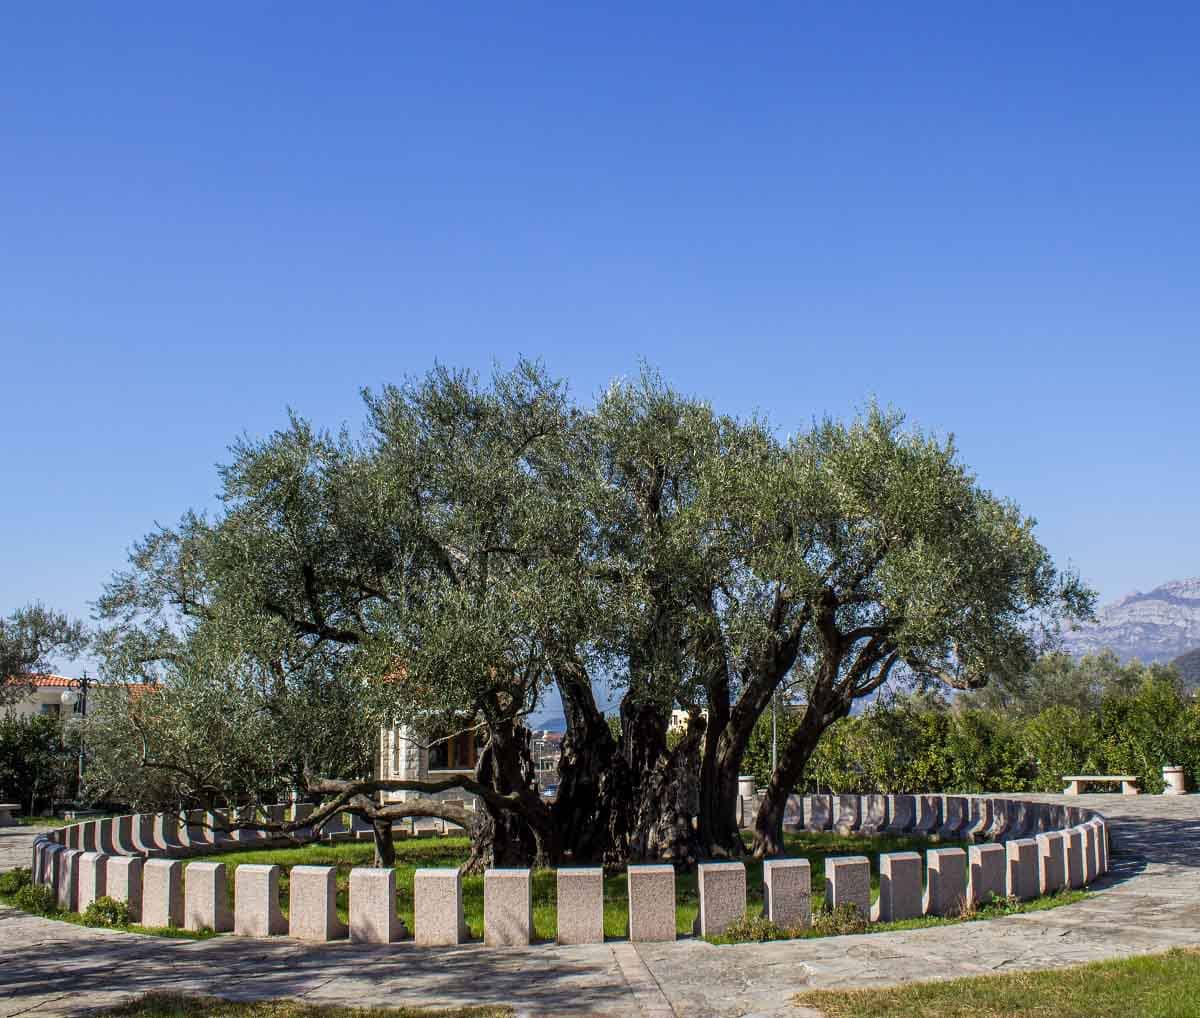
[[29, 793, 1109, 946]]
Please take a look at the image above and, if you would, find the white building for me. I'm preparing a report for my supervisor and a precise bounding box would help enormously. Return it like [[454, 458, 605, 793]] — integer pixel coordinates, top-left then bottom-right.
[[4, 674, 89, 719]]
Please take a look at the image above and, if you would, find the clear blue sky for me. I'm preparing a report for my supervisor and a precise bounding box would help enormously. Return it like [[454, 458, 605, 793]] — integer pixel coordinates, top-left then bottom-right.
[[3, 4, 1198, 678]]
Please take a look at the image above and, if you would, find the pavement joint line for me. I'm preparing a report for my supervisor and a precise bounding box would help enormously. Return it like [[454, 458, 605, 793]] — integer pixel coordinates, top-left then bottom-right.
[[612, 942, 678, 1017]]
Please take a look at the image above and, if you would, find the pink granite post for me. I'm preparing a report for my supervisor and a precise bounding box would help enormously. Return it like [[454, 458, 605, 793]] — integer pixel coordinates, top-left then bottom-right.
[[762, 858, 811, 928], [414, 867, 468, 945], [107, 856, 144, 922], [142, 859, 184, 928], [825, 856, 871, 918], [696, 862, 746, 937], [556, 868, 604, 945], [349, 867, 406, 944], [184, 861, 233, 932], [288, 865, 347, 941], [1006, 838, 1039, 901], [627, 865, 676, 942], [234, 864, 287, 936], [77, 852, 109, 912], [1036, 831, 1066, 894], [968, 843, 1007, 905], [924, 847, 968, 916], [56, 848, 82, 912], [484, 868, 533, 946], [875, 851, 922, 921]]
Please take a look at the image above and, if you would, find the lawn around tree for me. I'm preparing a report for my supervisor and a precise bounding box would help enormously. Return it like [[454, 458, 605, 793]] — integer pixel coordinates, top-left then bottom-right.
[[185, 831, 1086, 941]]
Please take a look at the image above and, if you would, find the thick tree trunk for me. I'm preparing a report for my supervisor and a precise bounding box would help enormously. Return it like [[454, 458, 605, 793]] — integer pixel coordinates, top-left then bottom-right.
[[372, 815, 395, 866], [627, 712, 707, 865], [463, 721, 549, 872], [553, 657, 631, 867], [751, 698, 849, 856]]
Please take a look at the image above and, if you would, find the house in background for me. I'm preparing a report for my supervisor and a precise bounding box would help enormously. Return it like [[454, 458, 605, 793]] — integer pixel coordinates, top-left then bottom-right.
[[4, 674, 89, 719], [378, 723, 566, 807]]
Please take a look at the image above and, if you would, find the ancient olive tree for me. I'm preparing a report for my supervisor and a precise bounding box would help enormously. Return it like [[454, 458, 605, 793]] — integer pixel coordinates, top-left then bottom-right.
[[93, 362, 1092, 868]]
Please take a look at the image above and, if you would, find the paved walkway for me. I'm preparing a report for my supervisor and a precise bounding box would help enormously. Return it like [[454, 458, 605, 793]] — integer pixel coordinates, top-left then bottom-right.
[[2, 795, 1198, 1017]]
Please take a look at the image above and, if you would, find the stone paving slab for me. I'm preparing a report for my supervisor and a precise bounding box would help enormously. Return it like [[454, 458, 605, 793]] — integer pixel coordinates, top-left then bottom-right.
[[1, 795, 1198, 1016]]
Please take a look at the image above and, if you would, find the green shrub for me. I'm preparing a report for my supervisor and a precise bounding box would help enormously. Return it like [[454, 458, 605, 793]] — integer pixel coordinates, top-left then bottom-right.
[[811, 902, 869, 935], [83, 895, 132, 928], [13, 882, 58, 915], [707, 912, 802, 943], [0, 867, 32, 896]]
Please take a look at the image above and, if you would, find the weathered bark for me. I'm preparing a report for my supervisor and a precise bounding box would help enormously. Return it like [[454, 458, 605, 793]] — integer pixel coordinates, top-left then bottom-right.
[[372, 815, 395, 866], [552, 655, 631, 866], [463, 722, 550, 872], [627, 712, 706, 865]]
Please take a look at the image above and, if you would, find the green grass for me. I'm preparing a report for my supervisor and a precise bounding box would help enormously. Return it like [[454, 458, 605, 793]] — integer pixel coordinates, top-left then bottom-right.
[[799, 948, 1200, 1017], [100, 994, 511, 1018], [15, 815, 70, 827]]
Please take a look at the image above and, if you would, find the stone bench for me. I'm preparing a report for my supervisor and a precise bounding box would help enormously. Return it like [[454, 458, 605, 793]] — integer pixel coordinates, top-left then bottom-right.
[[1063, 775, 1139, 795], [0, 803, 20, 827]]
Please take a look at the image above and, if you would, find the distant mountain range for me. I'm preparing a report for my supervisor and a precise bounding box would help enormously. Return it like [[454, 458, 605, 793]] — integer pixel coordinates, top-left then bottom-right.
[[1062, 577, 1200, 666]]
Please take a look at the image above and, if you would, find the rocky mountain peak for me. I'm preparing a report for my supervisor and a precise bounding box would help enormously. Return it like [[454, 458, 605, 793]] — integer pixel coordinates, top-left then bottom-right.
[[1063, 577, 1200, 664]]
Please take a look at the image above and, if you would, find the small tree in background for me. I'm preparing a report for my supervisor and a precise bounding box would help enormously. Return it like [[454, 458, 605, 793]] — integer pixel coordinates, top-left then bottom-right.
[[0, 603, 88, 706]]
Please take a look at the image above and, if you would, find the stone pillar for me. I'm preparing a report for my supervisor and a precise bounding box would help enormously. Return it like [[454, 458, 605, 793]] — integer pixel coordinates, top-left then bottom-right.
[[107, 856, 144, 922], [42, 843, 63, 894], [185, 861, 233, 933], [968, 843, 1007, 905], [737, 775, 756, 798], [782, 794, 805, 832], [292, 803, 315, 839], [1163, 765, 1185, 795], [936, 797, 968, 840], [1064, 828, 1086, 889], [858, 794, 889, 835], [234, 864, 288, 936], [80, 821, 98, 853], [1036, 832, 1066, 894], [484, 868, 533, 946], [804, 795, 832, 832], [350, 867, 406, 944], [1089, 819, 1106, 877], [556, 867, 604, 945], [984, 798, 1010, 841], [964, 798, 993, 842], [913, 795, 942, 836], [57, 848, 82, 912], [97, 819, 118, 855], [153, 813, 186, 855], [833, 795, 861, 835], [289, 865, 347, 941], [884, 794, 916, 834], [696, 862, 745, 938], [824, 856, 870, 918], [132, 814, 161, 857], [762, 858, 810, 928], [142, 859, 184, 928], [924, 847, 968, 916], [66, 825, 81, 851], [114, 815, 137, 855], [181, 810, 209, 851], [875, 851, 922, 922], [627, 865, 676, 942], [77, 852, 108, 912], [1006, 839, 1039, 901], [414, 867, 467, 946]]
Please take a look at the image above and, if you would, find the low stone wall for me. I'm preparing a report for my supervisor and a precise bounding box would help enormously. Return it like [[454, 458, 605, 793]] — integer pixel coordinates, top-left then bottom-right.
[[29, 794, 1109, 948]]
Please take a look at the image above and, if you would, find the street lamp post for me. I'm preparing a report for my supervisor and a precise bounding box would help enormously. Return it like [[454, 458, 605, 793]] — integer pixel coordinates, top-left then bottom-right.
[[60, 672, 91, 801]]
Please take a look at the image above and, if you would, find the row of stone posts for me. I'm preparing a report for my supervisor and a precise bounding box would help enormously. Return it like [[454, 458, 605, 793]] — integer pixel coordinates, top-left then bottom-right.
[[32, 810, 1109, 947]]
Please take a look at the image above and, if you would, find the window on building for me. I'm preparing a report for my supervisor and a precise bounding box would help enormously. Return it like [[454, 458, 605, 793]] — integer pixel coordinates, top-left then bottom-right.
[[39, 703, 61, 717], [428, 730, 481, 772]]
